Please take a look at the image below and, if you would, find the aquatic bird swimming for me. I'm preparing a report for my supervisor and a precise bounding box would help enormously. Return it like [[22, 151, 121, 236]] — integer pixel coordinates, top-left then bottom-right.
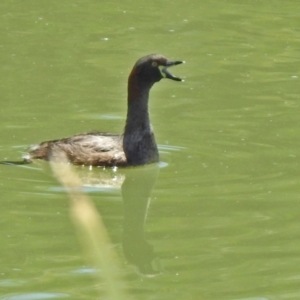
[[24, 54, 184, 167]]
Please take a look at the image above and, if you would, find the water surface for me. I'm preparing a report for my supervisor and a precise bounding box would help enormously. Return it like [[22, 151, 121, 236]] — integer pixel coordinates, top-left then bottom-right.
[[1, 1, 300, 299]]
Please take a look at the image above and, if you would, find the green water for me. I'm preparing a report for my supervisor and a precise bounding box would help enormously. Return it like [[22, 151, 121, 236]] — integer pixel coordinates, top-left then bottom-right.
[[1, 0, 300, 299]]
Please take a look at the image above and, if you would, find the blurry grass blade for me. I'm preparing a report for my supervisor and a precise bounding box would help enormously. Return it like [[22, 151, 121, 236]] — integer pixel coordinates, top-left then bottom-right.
[[49, 151, 130, 300]]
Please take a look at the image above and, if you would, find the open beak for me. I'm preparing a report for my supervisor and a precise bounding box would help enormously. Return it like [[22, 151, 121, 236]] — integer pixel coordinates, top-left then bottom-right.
[[161, 60, 185, 81]]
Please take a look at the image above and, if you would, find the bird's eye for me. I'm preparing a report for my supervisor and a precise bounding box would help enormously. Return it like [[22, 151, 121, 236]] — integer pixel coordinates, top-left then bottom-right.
[[152, 61, 158, 67]]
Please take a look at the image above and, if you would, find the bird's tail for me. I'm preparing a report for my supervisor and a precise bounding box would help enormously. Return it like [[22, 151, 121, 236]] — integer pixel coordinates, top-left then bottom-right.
[[0, 154, 32, 166], [0, 160, 31, 166]]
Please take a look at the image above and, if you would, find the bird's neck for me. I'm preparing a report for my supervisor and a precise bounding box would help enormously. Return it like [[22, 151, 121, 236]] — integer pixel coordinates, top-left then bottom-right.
[[123, 76, 159, 165], [125, 77, 152, 131]]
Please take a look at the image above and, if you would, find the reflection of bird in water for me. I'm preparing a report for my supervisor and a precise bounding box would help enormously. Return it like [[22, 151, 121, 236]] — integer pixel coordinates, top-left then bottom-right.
[[51, 162, 162, 276], [23, 54, 184, 167], [72, 167, 125, 192], [121, 164, 163, 276], [66, 163, 162, 275]]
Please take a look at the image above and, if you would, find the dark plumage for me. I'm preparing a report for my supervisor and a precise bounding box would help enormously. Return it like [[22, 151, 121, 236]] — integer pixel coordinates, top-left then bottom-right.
[[25, 54, 184, 167]]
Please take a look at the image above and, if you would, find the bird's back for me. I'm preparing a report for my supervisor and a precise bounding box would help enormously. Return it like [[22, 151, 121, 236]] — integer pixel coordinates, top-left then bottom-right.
[[25, 132, 127, 166]]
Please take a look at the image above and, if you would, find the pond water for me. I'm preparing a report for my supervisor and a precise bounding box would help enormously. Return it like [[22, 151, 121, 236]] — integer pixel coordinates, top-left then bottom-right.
[[1, 0, 300, 299]]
